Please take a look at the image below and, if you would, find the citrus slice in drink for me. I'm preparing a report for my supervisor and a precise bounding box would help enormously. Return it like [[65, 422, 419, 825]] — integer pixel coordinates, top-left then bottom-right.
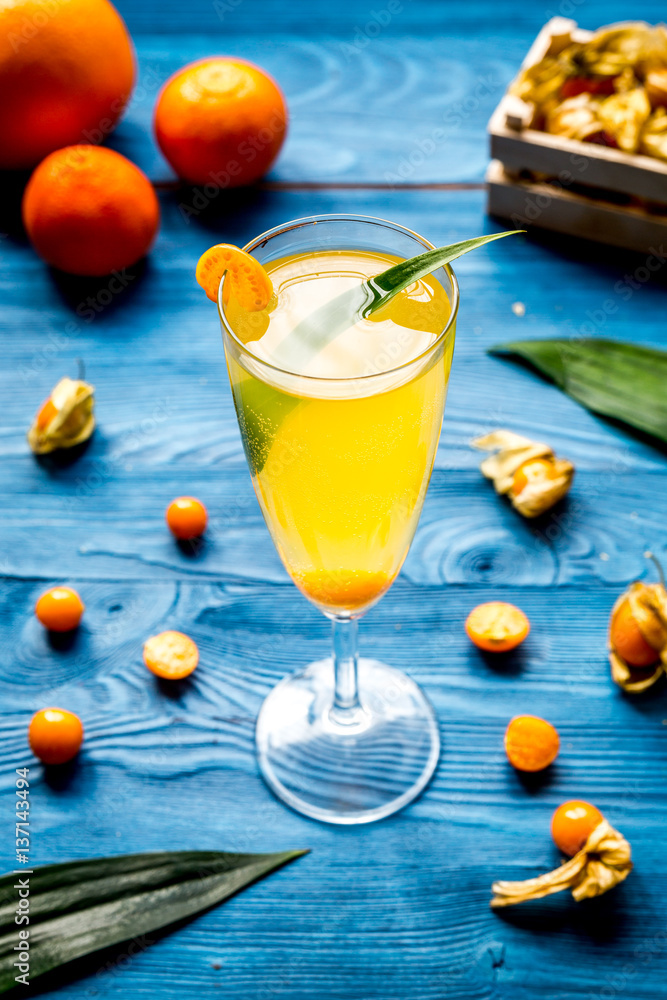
[[196, 243, 273, 310]]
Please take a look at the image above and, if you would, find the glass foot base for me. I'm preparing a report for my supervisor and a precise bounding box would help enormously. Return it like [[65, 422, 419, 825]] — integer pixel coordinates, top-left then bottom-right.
[[255, 658, 440, 825]]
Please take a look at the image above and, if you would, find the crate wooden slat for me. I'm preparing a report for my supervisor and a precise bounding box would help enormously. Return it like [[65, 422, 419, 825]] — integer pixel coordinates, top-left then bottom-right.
[[487, 159, 667, 252]]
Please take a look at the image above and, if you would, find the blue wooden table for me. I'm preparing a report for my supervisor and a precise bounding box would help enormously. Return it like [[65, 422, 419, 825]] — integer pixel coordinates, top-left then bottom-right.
[[3, 0, 667, 996]]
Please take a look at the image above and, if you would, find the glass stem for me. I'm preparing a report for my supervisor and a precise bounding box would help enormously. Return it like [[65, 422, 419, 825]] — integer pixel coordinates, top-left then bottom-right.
[[330, 617, 362, 725]]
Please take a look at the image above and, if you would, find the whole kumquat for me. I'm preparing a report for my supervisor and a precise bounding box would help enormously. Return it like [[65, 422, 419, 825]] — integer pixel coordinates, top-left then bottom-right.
[[36, 398, 59, 431], [504, 715, 560, 772], [609, 597, 660, 668], [465, 602, 530, 653], [551, 800, 604, 857], [35, 587, 85, 632], [166, 496, 208, 540], [143, 631, 199, 680], [28, 708, 84, 765], [196, 243, 273, 310]]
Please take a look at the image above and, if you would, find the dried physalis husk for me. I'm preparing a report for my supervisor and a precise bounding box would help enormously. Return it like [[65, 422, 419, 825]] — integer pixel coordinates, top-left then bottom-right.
[[28, 377, 95, 455], [597, 87, 652, 152], [546, 94, 605, 142], [491, 819, 632, 908], [609, 580, 667, 693], [640, 108, 667, 160], [509, 55, 571, 109], [579, 22, 667, 78], [645, 68, 667, 107], [472, 430, 574, 518]]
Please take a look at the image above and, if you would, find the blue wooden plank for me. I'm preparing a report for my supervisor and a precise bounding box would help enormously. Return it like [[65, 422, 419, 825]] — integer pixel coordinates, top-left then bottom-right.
[[1, 577, 666, 998], [100, 7, 667, 182], [3, 189, 667, 474], [112, 0, 667, 38], [106, 33, 524, 183]]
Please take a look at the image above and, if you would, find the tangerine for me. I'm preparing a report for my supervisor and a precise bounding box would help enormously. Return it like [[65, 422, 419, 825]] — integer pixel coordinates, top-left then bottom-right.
[[0, 0, 134, 169], [23, 145, 160, 276], [154, 58, 287, 186]]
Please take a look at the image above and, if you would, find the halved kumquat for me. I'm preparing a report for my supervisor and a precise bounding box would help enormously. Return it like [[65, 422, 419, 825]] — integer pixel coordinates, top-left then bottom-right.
[[144, 630, 199, 680], [465, 601, 530, 653], [196, 243, 272, 310]]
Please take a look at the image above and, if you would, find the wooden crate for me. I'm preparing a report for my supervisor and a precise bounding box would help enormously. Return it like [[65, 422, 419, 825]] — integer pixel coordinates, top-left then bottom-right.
[[487, 17, 667, 250], [487, 159, 667, 253]]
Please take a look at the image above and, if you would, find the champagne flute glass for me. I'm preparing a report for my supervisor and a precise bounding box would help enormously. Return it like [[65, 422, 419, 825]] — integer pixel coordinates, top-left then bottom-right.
[[218, 214, 458, 824]]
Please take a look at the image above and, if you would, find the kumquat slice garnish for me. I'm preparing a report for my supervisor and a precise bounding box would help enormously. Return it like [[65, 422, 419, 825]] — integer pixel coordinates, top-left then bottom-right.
[[196, 243, 273, 310]]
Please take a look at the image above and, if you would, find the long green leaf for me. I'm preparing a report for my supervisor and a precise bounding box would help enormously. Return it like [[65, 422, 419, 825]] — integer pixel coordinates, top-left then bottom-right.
[[488, 338, 667, 444], [364, 230, 523, 316], [0, 849, 307, 992], [279, 230, 523, 364]]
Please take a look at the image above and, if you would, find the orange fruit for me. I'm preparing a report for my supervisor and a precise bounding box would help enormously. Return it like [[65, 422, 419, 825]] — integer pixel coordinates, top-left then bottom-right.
[[35, 586, 84, 632], [0, 0, 135, 170], [511, 457, 560, 498], [154, 58, 288, 186], [29, 708, 84, 765], [465, 602, 530, 653], [504, 715, 560, 772], [143, 631, 199, 680], [551, 800, 604, 857], [166, 496, 208, 540], [22, 146, 160, 276], [196, 243, 273, 308], [610, 597, 660, 668]]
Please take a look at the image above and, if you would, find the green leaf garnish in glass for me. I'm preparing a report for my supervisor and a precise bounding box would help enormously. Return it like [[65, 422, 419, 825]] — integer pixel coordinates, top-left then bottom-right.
[[285, 230, 523, 359], [363, 231, 523, 316]]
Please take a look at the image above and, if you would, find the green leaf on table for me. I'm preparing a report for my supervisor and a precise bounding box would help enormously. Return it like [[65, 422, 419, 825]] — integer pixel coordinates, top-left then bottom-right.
[[488, 338, 667, 444], [0, 849, 307, 993]]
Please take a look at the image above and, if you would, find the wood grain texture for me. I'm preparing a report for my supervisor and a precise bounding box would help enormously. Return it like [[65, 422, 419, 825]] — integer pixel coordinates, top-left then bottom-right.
[[3, 1, 667, 997]]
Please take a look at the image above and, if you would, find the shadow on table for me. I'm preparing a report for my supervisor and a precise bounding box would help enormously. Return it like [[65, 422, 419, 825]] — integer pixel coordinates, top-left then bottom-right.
[[160, 180, 278, 243], [507, 224, 667, 292], [0, 169, 31, 242], [47, 257, 151, 319], [41, 756, 82, 794], [492, 878, 633, 943], [474, 643, 530, 677]]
